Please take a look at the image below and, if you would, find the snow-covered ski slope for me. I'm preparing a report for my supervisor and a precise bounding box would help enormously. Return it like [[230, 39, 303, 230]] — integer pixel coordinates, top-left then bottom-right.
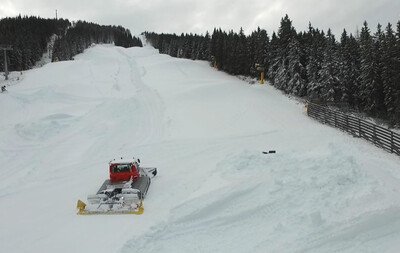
[[1, 44, 400, 253]]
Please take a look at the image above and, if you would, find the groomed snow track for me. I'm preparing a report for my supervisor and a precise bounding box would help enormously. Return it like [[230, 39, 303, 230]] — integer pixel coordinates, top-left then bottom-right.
[[1, 44, 400, 253]]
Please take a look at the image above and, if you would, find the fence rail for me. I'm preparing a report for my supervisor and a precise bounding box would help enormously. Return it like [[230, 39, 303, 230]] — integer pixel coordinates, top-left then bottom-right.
[[307, 103, 400, 156]]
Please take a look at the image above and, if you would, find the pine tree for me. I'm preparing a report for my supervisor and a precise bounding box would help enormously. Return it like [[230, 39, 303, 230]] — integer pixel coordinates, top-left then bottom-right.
[[287, 36, 307, 96], [394, 22, 400, 124], [247, 29, 258, 76], [277, 14, 296, 54], [370, 24, 386, 116], [275, 58, 290, 91], [338, 31, 360, 107], [222, 30, 234, 73], [358, 21, 375, 112], [318, 29, 340, 102], [356, 22, 387, 116], [235, 28, 249, 75], [274, 14, 296, 90], [256, 28, 269, 77], [338, 29, 351, 103], [210, 28, 225, 69], [200, 32, 211, 60], [382, 23, 398, 124], [267, 32, 280, 85], [307, 26, 326, 100]]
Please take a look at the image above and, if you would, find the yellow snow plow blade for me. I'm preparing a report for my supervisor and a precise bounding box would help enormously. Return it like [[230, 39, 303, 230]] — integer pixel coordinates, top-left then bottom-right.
[[76, 200, 144, 215]]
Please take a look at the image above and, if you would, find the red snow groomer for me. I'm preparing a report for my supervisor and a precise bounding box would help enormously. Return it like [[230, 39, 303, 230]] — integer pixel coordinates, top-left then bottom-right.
[[77, 157, 157, 215]]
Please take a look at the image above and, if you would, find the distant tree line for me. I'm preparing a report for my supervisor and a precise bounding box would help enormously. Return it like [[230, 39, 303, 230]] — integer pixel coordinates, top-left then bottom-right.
[[52, 21, 142, 61], [0, 15, 70, 71], [144, 32, 210, 61], [144, 15, 400, 126], [0, 15, 142, 71]]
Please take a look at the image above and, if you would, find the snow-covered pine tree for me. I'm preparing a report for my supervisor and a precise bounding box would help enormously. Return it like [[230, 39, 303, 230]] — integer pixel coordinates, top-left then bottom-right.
[[170, 39, 179, 58], [274, 58, 290, 91], [277, 14, 296, 55], [358, 21, 375, 112], [213, 29, 225, 70], [183, 34, 193, 59], [338, 29, 351, 104], [254, 28, 269, 78], [267, 32, 280, 86], [394, 22, 400, 124], [199, 32, 210, 61], [247, 29, 258, 77], [382, 23, 398, 124], [346, 34, 361, 107], [287, 36, 307, 96], [306, 26, 326, 100], [338, 30, 360, 107], [370, 24, 386, 117], [318, 29, 340, 102], [223, 30, 236, 74], [259, 29, 270, 75], [190, 37, 198, 60], [274, 14, 296, 90], [356, 22, 386, 116], [209, 29, 219, 67], [235, 28, 249, 75]]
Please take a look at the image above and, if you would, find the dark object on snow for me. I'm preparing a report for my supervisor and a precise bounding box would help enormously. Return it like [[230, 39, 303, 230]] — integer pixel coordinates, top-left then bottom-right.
[[1, 85, 6, 93], [263, 150, 276, 154]]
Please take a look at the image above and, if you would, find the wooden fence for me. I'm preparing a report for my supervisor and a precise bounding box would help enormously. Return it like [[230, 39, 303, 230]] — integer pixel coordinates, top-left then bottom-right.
[[307, 103, 400, 156]]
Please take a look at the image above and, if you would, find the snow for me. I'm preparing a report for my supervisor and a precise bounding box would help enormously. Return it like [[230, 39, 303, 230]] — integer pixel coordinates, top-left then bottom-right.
[[0, 71, 25, 89], [109, 158, 139, 164], [34, 34, 58, 68], [1, 44, 400, 253]]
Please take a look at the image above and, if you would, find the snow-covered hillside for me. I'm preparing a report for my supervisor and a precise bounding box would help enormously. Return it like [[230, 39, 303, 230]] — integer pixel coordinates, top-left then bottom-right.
[[1, 44, 400, 253]]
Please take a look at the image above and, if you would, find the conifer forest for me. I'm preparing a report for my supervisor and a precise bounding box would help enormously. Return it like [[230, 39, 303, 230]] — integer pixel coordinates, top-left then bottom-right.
[[0, 16, 142, 70]]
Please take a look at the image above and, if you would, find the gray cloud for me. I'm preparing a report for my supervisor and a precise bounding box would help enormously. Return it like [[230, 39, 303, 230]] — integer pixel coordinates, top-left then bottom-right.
[[1, 0, 399, 36]]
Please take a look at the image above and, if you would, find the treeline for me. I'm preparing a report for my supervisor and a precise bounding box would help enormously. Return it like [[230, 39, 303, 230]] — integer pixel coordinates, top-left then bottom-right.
[[52, 21, 142, 61], [144, 15, 400, 126], [0, 15, 142, 71], [0, 15, 70, 71], [145, 32, 210, 61]]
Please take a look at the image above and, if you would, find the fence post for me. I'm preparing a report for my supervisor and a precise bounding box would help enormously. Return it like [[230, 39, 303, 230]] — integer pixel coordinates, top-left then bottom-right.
[[334, 111, 337, 127], [391, 132, 394, 153], [373, 125, 376, 145]]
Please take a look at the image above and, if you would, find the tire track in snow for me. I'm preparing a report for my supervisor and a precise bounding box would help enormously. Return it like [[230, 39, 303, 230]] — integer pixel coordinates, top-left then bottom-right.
[[116, 48, 165, 145], [112, 60, 122, 91]]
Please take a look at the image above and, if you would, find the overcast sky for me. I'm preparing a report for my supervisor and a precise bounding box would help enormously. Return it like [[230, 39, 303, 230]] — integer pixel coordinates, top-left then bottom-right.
[[1, 0, 399, 36]]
